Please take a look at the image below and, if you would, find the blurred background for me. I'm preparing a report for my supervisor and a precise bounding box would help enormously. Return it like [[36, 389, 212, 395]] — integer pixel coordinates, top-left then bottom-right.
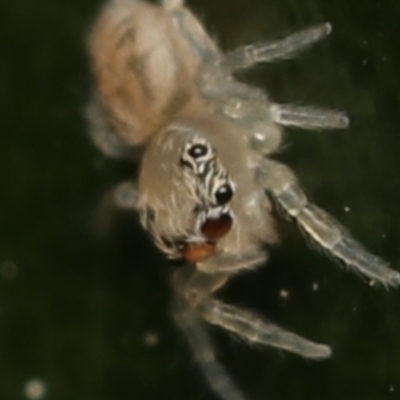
[[1, 0, 400, 399]]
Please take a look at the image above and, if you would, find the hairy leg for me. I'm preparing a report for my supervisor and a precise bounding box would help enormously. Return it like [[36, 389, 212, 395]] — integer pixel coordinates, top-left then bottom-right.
[[197, 249, 267, 274], [270, 103, 349, 130], [109, 181, 139, 211], [163, 0, 220, 64], [199, 298, 331, 359], [201, 23, 331, 84], [86, 96, 136, 159], [225, 23, 331, 70], [257, 159, 400, 287], [173, 298, 248, 400]]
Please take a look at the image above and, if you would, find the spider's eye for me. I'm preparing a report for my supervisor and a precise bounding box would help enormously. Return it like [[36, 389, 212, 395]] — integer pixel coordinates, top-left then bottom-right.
[[215, 184, 233, 205], [180, 141, 213, 170], [188, 144, 209, 159]]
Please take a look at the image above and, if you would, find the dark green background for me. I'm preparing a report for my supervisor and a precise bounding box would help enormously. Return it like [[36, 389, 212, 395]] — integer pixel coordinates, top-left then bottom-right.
[[1, 0, 400, 399]]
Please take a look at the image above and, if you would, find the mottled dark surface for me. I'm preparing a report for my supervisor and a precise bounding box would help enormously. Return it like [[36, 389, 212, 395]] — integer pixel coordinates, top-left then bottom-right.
[[1, 0, 400, 399]]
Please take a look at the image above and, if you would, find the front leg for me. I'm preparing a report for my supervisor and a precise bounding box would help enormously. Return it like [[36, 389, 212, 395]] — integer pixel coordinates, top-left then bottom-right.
[[257, 159, 400, 287], [197, 249, 267, 274], [198, 298, 331, 359], [172, 267, 247, 400], [173, 298, 247, 400]]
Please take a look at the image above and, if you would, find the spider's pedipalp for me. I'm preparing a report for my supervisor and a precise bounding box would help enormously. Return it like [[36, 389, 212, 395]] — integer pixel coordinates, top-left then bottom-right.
[[225, 23, 332, 70], [270, 103, 350, 130], [258, 159, 400, 287], [199, 299, 331, 360]]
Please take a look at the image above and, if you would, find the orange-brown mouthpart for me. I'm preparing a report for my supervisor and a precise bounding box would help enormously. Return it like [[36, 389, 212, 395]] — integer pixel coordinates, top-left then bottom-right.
[[200, 214, 233, 240], [181, 241, 216, 263]]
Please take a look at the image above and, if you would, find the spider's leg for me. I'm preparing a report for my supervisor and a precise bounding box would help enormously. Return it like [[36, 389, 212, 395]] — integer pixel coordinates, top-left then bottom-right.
[[93, 181, 139, 235], [270, 103, 349, 130], [199, 298, 331, 359], [108, 181, 139, 211], [197, 250, 267, 273], [225, 23, 331, 70], [163, 0, 220, 64], [86, 96, 137, 159], [173, 298, 248, 400], [257, 159, 400, 287]]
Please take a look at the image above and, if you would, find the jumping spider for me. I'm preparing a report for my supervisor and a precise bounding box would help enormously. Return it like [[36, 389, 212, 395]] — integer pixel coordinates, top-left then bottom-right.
[[87, 0, 400, 399]]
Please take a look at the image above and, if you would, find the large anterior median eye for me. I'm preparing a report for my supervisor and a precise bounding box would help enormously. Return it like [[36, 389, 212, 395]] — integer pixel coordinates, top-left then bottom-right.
[[214, 184, 233, 205]]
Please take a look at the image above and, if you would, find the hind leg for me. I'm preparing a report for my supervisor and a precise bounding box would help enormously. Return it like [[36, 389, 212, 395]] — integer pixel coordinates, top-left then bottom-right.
[[225, 23, 332, 70], [86, 96, 137, 159]]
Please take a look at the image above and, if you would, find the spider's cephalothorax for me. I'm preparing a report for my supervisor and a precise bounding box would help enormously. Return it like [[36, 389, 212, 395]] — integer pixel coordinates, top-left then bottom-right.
[[139, 129, 240, 263], [88, 1, 400, 400]]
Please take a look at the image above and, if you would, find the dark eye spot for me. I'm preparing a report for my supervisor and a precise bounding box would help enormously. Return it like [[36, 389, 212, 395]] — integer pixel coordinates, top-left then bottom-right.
[[215, 184, 233, 205], [188, 144, 208, 158]]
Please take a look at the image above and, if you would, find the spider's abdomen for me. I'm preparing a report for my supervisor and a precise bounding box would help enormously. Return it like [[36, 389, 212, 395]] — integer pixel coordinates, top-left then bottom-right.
[[89, 0, 220, 146]]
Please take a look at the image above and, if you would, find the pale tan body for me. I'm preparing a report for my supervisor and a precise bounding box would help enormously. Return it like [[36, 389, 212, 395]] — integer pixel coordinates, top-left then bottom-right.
[[87, 1, 400, 400], [90, 0, 218, 145]]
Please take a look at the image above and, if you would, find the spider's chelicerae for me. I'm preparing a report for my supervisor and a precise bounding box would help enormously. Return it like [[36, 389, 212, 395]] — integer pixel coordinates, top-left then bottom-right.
[[87, 0, 400, 399]]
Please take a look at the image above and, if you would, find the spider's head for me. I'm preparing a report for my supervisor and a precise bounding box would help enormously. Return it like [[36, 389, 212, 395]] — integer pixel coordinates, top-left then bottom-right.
[[178, 136, 236, 262], [138, 126, 236, 263]]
